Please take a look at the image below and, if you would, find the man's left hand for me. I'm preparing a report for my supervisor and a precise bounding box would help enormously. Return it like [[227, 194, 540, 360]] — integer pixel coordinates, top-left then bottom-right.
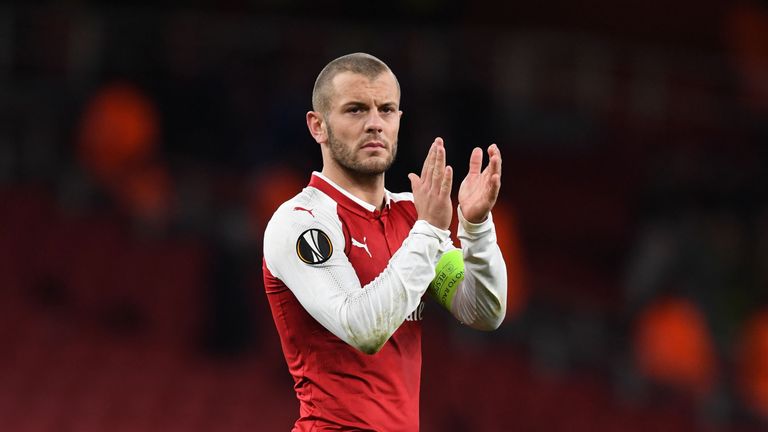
[[458, 144, 502, 223]]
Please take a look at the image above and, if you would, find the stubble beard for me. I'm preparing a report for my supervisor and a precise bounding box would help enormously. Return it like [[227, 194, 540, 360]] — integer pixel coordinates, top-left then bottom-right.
[[327, 125, 398, 176]]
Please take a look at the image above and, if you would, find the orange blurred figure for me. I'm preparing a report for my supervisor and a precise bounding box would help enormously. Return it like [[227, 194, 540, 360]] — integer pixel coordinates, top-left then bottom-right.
[[634, 297, 717, 397], [78, 82, 160, 184], [77, 81, 171, 225], [736, 309, 768, 419]]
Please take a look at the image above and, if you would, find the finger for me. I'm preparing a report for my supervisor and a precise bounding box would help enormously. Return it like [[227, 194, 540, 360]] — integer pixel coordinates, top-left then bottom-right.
[[420, 140, 437, 180], [482, 144, 502, 180], [431, 144, 446, 192], [488, 143, 500, 157], [468, 147, 483, 176], [440, 165, 453, 198], [489, 144, 501, 175], [486, 173, 501, 206]]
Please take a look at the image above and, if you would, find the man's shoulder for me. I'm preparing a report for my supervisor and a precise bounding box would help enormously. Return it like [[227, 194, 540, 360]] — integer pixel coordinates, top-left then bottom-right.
[[266, 186, 340, 233], [262, 186, 342, 276]]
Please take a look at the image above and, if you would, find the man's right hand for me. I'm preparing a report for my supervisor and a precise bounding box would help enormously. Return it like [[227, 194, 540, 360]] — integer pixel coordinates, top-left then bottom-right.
[[408, 137, 453, 230]]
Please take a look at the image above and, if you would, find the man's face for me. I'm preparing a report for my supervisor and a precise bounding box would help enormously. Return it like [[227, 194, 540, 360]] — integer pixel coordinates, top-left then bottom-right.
[[322, 71, 402, 176]]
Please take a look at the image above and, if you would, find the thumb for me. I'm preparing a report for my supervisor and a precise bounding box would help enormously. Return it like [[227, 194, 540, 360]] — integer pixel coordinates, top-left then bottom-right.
[[408, 173, 419, 190]]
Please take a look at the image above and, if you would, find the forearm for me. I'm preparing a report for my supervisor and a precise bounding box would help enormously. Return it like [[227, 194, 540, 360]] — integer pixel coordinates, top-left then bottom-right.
[[340, 221, 449, 352], [450, 207, 508, 330], [266, 218, 450, 354]]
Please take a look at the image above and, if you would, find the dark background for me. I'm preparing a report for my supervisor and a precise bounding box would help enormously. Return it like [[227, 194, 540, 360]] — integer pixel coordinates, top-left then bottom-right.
[[1, 1, 768, 430]]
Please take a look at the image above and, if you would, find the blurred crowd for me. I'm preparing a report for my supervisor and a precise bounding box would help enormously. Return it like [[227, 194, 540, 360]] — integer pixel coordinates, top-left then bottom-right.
[[1, 1, 768, 430]]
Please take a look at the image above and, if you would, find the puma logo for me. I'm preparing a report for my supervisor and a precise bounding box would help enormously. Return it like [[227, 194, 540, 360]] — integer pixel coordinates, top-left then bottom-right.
[[351, 236, 371, 258], [293, 207, 315, 217]]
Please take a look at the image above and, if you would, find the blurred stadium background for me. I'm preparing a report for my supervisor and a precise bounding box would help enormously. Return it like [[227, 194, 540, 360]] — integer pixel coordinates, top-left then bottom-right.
[[1, 1, 768, 431]]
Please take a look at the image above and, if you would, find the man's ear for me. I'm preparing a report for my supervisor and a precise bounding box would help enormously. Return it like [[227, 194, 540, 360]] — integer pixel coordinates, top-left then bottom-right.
[[306, 111, 327, 144]]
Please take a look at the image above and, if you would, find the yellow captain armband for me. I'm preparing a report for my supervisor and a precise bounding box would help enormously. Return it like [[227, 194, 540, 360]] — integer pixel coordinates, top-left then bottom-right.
[[427, 248, 465, 311]]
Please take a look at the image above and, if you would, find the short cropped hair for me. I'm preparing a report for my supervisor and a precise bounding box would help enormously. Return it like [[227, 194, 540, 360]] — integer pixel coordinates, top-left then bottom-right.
[[312, 52, 400, 116]]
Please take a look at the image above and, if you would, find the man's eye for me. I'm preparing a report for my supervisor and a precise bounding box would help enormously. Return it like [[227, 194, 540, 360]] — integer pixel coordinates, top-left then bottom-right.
[[347, 107, 362, 114]]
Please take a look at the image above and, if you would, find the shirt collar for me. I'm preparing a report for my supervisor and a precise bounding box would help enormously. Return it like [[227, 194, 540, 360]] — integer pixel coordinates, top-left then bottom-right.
[[309, 172, 391, 217]]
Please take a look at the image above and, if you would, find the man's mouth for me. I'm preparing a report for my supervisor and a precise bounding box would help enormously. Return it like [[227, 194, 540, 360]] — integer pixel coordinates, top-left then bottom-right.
[[362, 141, 385, 149]]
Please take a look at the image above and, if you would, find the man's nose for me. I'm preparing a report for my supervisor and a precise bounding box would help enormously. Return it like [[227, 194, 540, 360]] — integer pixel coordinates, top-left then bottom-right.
[[365, 110, 384, 134]]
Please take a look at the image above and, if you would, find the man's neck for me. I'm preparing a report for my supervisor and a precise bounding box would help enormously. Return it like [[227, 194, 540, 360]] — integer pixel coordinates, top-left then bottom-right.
[[321, 166, 386, 211]]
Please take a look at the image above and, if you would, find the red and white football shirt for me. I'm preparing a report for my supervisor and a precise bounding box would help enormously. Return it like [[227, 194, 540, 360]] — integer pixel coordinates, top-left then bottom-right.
[[263, 172, 506, 431]]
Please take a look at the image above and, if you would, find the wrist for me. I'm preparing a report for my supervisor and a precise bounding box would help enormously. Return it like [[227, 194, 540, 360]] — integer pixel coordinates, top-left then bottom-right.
[[457, 206, 493, 234], [412, 219, 452, 242], [457, 205, 488, 224]]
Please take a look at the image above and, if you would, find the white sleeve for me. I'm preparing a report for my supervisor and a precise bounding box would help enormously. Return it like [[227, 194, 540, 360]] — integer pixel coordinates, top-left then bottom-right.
[[448, 206, 508, 330], [263, 206, 450, 354]]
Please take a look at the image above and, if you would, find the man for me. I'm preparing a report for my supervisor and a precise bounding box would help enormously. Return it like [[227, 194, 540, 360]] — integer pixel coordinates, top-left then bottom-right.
[[262, 52, 507, 431]]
